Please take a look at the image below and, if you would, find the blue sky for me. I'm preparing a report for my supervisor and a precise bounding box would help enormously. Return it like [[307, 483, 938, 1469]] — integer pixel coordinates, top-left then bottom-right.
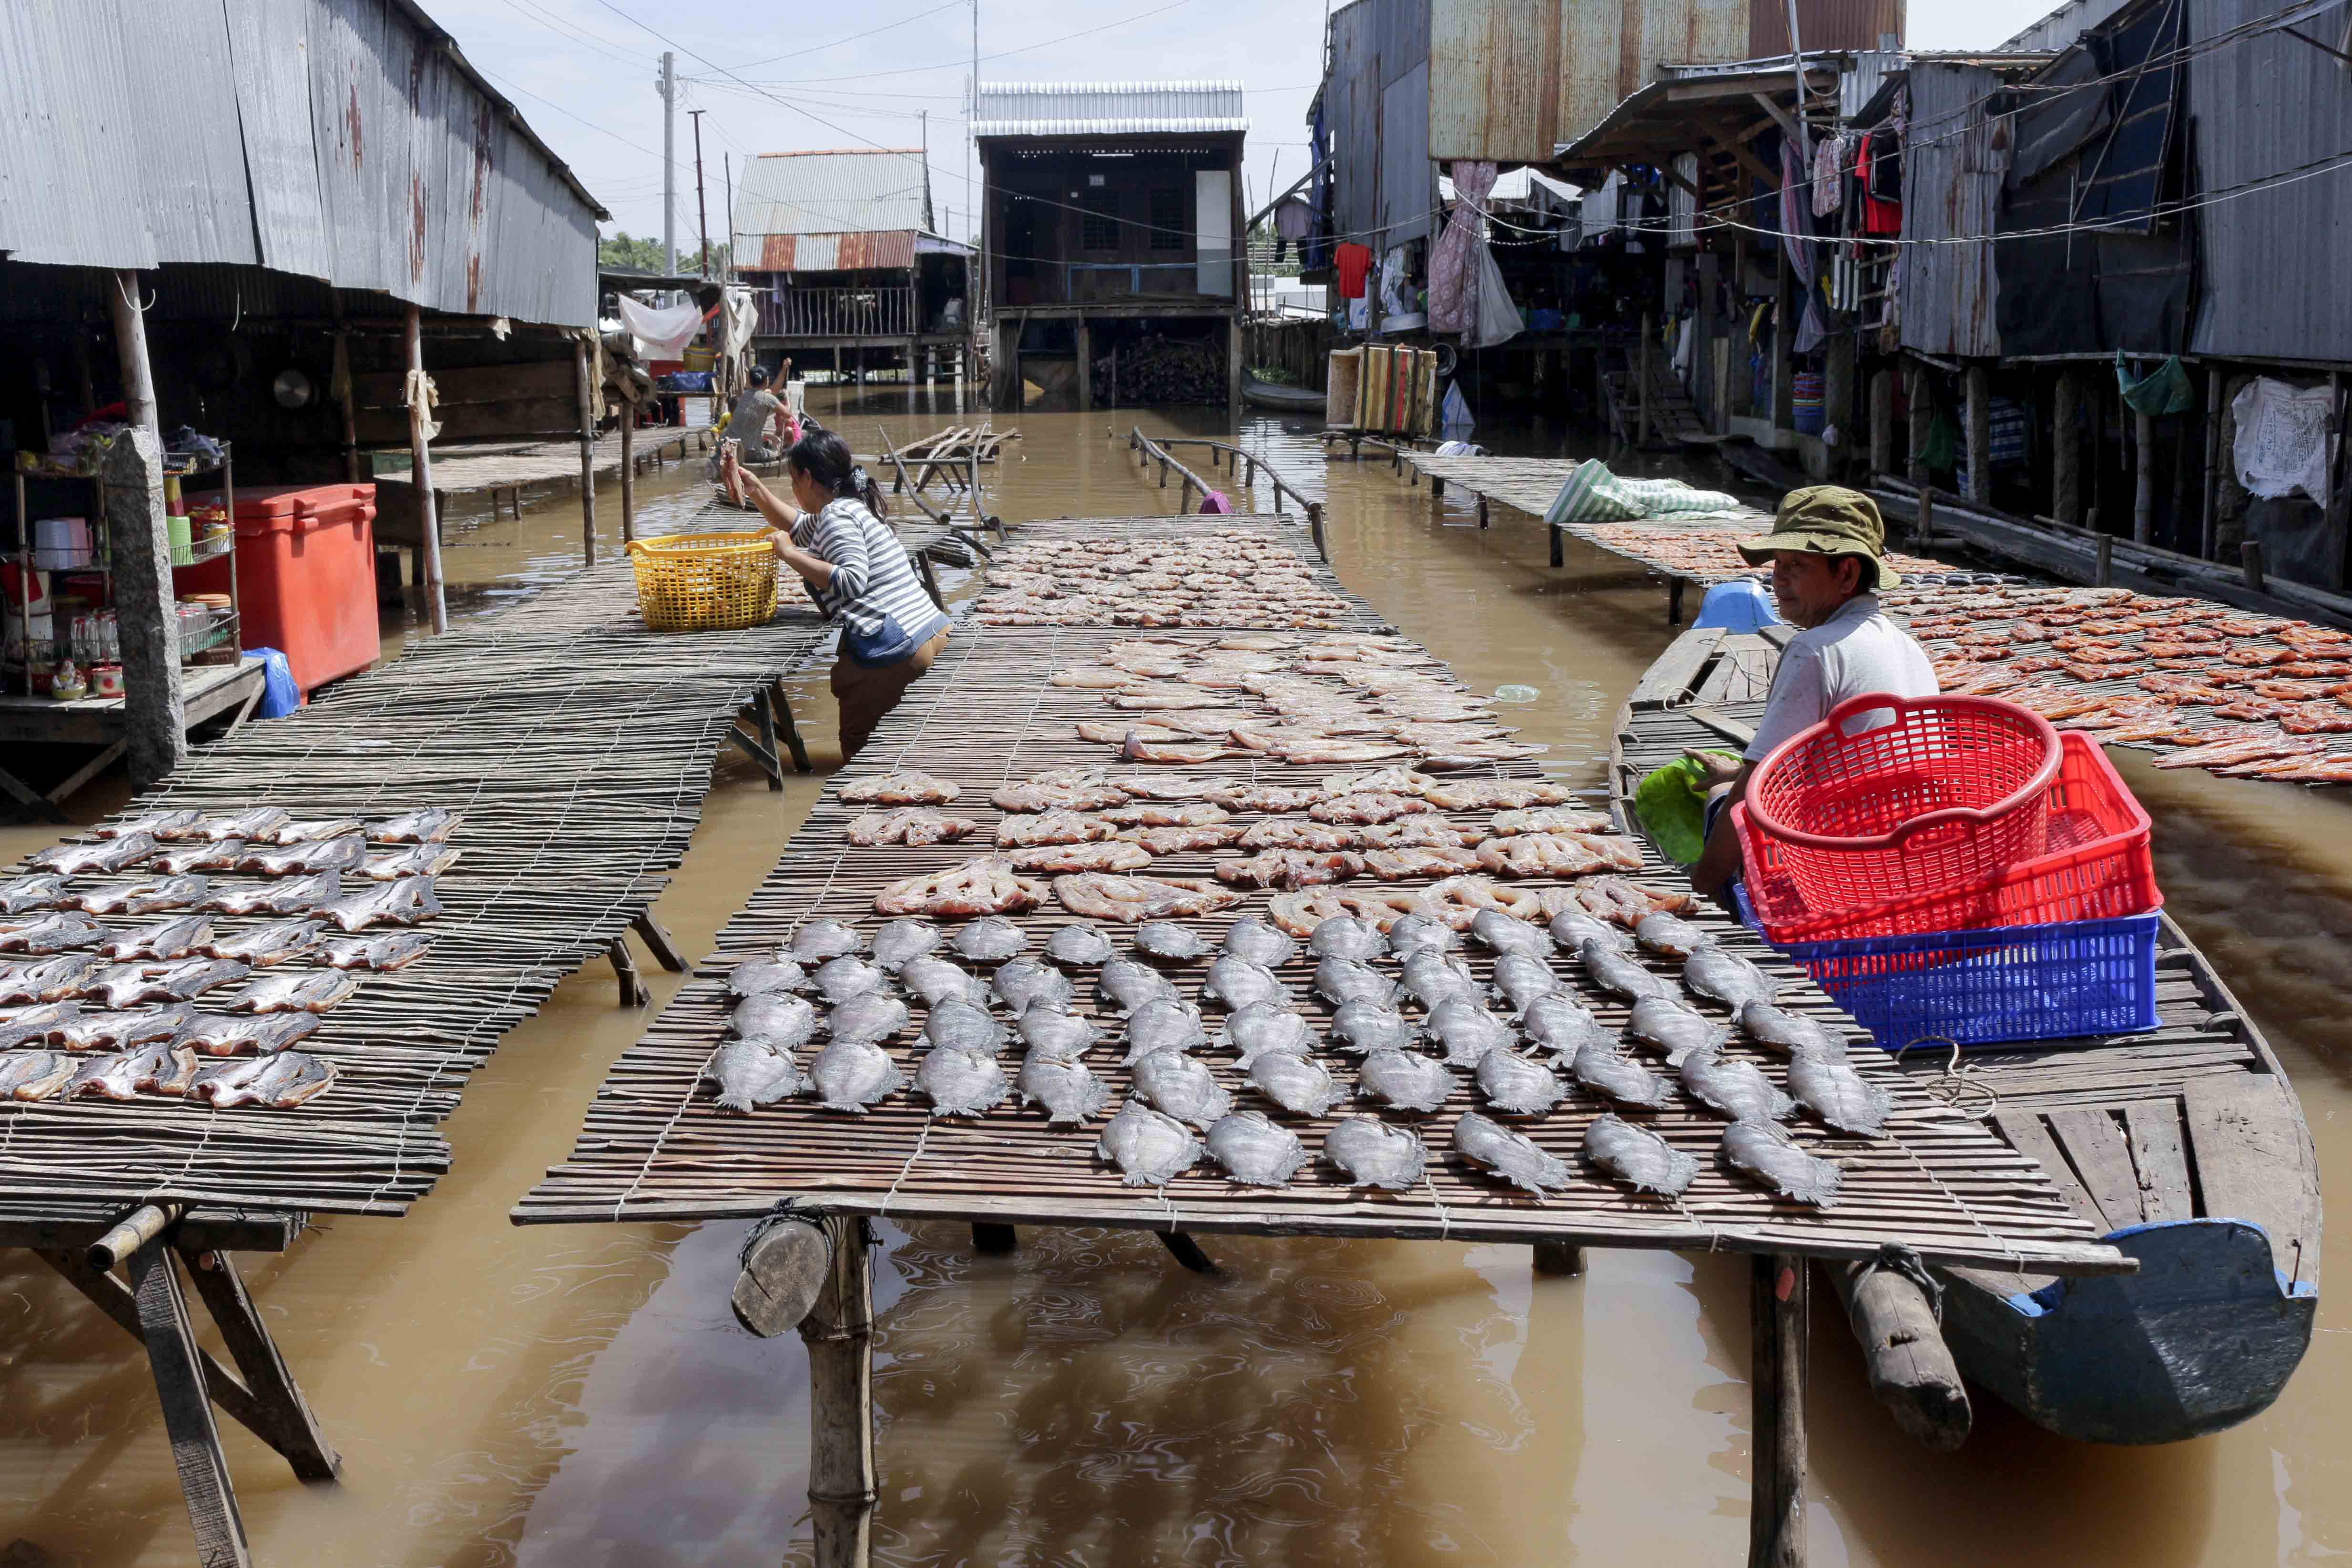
[[429, 0, 2060, 259]]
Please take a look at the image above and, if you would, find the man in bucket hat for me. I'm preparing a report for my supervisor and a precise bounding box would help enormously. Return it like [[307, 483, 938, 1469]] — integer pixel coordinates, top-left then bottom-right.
[[1686, 486, 1938, 901]]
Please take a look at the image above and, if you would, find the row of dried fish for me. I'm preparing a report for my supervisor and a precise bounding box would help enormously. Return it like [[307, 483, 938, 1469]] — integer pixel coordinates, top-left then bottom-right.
[[0, 1043, 334, 1107], [0, 877, 446, 949], [973, 533, 1357, 629], [0, 844, 459, 916]]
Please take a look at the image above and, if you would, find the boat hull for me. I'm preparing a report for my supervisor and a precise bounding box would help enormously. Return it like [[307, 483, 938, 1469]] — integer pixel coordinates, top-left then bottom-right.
[[1943, 1218, 2317, 1445], [1241, 375, 1326, 414]]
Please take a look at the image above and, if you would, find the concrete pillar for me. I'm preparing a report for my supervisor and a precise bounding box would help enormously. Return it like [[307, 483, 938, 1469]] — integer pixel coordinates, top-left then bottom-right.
[[1965, 364, 1992, 505]]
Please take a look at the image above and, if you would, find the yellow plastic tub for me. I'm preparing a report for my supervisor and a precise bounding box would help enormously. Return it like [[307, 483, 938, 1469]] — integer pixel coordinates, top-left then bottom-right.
[[626, 532, 779, 631]]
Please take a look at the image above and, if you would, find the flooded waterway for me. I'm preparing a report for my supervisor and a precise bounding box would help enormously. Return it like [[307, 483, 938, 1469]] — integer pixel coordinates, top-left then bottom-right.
[[3, 385, 2351, 1564]]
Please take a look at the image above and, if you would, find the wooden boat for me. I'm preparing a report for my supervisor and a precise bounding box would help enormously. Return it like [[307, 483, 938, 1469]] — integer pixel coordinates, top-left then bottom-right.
[[1241, 371, 1326, 414], [1611, 626, 2322, 1446]]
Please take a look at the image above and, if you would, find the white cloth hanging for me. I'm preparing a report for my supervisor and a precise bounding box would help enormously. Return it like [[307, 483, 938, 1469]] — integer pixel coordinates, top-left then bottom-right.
[[2233, 378, 2335, 503], [614, 294, 705, 359]]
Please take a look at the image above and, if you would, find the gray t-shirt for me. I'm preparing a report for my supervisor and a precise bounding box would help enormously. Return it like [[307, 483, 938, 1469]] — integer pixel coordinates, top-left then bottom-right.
[[1742, 592, 1940, 763], [728, 388, 785, 456]]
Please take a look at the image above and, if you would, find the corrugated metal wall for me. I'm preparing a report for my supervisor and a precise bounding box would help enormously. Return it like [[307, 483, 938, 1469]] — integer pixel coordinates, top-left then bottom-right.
[[1899, 63, 2005, 358], [2188, 0, 2352, 363], [1428, 0, 1565, 160], [1327, 0, 1435, 249], [1748, 0, 1905, 58], [0, 0, 599, 326], [1560, 0, 1750, 147]]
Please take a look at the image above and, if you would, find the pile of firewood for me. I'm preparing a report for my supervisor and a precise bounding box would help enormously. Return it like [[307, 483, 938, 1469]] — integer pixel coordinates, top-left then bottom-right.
[[1093, 334, 1226, 406]]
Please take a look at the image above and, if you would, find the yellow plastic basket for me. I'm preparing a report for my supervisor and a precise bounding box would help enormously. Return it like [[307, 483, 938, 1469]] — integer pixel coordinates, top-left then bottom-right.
[[626, 532, 780, 632]]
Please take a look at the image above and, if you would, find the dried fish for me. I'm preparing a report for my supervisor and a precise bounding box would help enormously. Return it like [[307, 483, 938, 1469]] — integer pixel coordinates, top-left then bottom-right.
[[730, 957, 812, 997], [1124, 998, 1209, 1062], [72, 1045, 178, 1100], [808, 1038, 906, 1112], [1220, 916, 1298, 968], [1625, 996, 1726, 1067], [1357, 1048, 1454, 1114], [1428, 997, 1515, 1067], [916, 1044, 1010, 1116], [828, 993, 910, 1048], [1522, 993, 1616, 1057], [1044, 923, 1117, 967], [1583, 1114, 1698, 1197], [1323, 1116, 1427, 1190], [1201, 955, 1287, 1012], [991, 958, 1075, 1016], [1634, 912, 1714, 960], [1015, 1007, 1102, 1062], [359, 843, 463, 881], [1400, 950, 1482, 1013], [269, 816, 366, 845], [1134, 920, 1213, 961], [85, 958, 248, 1008], [917, 997, 1004, 1056], [1720, 1120, 1842, 1207], [1490, 952, 1560, 1013], [32, 835, 156, 876], [1305, 914, 1385, 963], [226, 969, 363, 1014], [1018, 1052, 1109, 1125], [951, 916, 1028, 964], [0, 954, 101, 1005], [203, 808, 290, 843], [240, 837, 367, 876], [789, 920, 866, 962], [1315, 957, 1398, 1008], [1452, 1112, 1571, 1193], [877, 859, 1047, 918], [1217, 1003, 1313, 1065], [0, 913, 111, 954], [1131, 1048, 1233, 1130], [1789, 1052, 1893, 1136], [205, 920, 325, 967], [1096, 957, 1177, 1015], [0, 875, 73, 915], [708, 1039, 808, 1112], [1055, 872, 1242, 922], [0, 1049, 78, 1100], [1097, 1101, 1202, 1187], [1579, 938, 1671, 1001], [314, 875, 439, 931], [1680, 1046, 1796, 1122], [1331, 1000, 1419, 1055], [317, 931, 435, 971], [1550, 911, 1630, 953], [899, 955, 984, 1008], [101, 809, 205, 841], [1208, 1110, 1309, 1187], [71, 876, 209, 916], [813, 956, 886, 1003], [1471, 907, 1550, 957], [371, 806, 461, 843], [1474, 1048, 1566, 1115], [191, 1051, 336, 1108], [1684, 948, 1781, 1011], [1571, 1043, 1671, 1110], [871, 919, 943, 972], [0, 1003, 80, 1050], [1737, 1001, 1850, 1062], [1248, 1048, 1343, 1116], [176, 1012, 321, 1057], [730, 994, 821, 1049], [51, 1006, 193, 1053], [1384, 913, 1459, 958]]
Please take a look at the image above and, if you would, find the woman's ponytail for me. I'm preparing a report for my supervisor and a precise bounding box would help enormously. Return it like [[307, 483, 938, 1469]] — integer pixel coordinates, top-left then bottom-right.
[[785, 428, 888, 519]]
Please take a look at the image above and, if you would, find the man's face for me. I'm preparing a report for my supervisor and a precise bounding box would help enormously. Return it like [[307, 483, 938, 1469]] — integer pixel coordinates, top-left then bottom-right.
[[1770, 550, 1865, 629]]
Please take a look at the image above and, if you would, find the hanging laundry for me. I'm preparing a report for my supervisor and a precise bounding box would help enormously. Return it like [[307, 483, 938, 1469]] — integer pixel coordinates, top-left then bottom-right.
[[1777, 136, 1817, 283], [1273, 196, 1314, 263], [1334, 243, 1374, 301], [2232, 378, 2335, 503], [1855, 132, 1902, 237], [1427, 161, 1499, 335], [1811, 132, 1848, 218]]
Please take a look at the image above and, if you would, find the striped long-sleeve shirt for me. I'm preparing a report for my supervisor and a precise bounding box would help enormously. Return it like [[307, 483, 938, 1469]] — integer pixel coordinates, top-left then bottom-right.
[[792, 498, 946, 642]]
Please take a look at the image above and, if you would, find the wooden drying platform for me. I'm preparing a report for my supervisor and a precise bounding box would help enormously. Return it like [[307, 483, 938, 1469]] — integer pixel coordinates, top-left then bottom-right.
[[969, 514, 1379, 631], [0, 656, 269, 821], [516, 582, 2120, 1566], [1615, 628, 2320, 1446]]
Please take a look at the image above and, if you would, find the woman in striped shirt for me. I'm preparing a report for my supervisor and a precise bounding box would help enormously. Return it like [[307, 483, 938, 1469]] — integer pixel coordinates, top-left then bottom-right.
[[720, 430, 949, 760]]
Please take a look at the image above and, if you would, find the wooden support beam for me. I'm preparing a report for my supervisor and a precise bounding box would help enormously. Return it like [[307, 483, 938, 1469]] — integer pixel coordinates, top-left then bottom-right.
[[1639, 312, 1655, 446], [176, 1246, 342, 1481], [1964, 364, 1992, 506], [1549, 523, 1565, 568], [733, 1212, 835, 1337], [90, 1203, 180, 1270], [619, 408, 636, 544], [1157, 1231, 1218, 1273], [631, 912, 689, 972], [1749, 1253, 1808, 1568], [609, 935, 648, 1007], [1532, 1241, 1585, 1275], [2201, 368, 2223, 558], [2133, 409, 2155, 544], [971, 1222, 1018, 1253], [1868, 369, 1894, 476], [131, 1243, 254, 1568], [2053, 370, 2081, 525], [404, 305, 449, 634], [1833, 1258, 1969, 1450], [574, 336, 599, 567], [803, 1214, 878, 1568], [1906, 362, 1930, 492], [752, 692, 784, 793]]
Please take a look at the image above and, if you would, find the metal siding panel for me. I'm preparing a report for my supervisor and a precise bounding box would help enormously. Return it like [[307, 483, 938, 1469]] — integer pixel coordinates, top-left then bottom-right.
[[1751, 0, 1904, 57], [225, 0, 336, 280], [2187, 0, 2352, 363], [1899, 64, 2002, 358], [122, 1, 260, 267], [972, 80, 1248, 136], [1381, 63, 1434, 244], [1561, 0, 1626, 148], [1430, 0, 1562, 162], [0, 0, 161, 268]]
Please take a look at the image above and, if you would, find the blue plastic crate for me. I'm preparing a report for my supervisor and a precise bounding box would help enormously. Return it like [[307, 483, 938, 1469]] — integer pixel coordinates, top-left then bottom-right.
[[1729, 884, 2159, 1049]]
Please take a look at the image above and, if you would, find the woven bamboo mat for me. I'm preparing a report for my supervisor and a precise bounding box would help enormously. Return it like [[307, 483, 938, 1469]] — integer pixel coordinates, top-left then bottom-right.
[[515, 622, 2118, 1274]]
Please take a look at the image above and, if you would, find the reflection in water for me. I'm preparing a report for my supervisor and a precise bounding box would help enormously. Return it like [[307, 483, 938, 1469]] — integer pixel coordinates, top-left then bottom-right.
[[0, 387, 2346, 1564]]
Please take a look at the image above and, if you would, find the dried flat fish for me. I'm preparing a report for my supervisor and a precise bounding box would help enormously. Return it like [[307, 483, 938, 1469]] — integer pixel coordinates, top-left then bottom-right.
[[314, 875, 442, 931], [916, 1044, 1010, 1116], [177, 1012, 321, 1057], [1018, 1052, 1109, 1125], [1572, 1043, 1671, 1110], [871, 919, 943, 972], [840, 772, 961, 806], [1680, 1046, 1795, 1122], [951, 916, 1028, 964], [203, 808, 289, 843], [1201, 956, 1286, 1012], [814, 956, 885, 1003], [1625, 996, 1725, 1067], [51, 1006, 193, 1053], [788, 920, 865, 962], [830, 992, 911, 1048], [1357, 1048, 1454, 1114], [730, 994, 821, 1049], [158, 840, 245, 875], [1579, 938, 1671, 1001], [1015, 1007, 1101, 1062], [0, 875, 73, 915], [69, 876, 205, 916], [1428, 997, 1515, 1067], [1132, 1048, 1233, 1130], [72, 1045, 177, 1100], [1452, 1112, 1571, 1193], [240, 837, 367, 876], [1522, 993, 1616, 1057], [227, 969, 364, 1014], [1305, 914, 1385, 963], [0, 1003, 80, 1050], [1096, 956, 1176, 1015], [0, 954, 101, 1005], [876, 858, 1046, 918], [1217, 1003, 1313, 1065], [101, 809, 205, 841], [730, 956, 812, 997], [899, 955, 984, 1007], [1220, 916, 1298, 968], [205, 919, 325, 967], [360, 844, 463, 881], [1789, 1052, 1893, 1136], [1720, 1120, 1842, 1207], [1248, 1049, 1343, 1116], [191, 1051, 336, 1108], [991, 958, 1074, 1016], [1738, 1001, 1850, 1062], [1474, 1048, 1565, 1115], [1384, 914, 1459, 958], [1331, 1000, 1417, 1055], [318, 931, 434, 971], [1208, 1110, 1309, 1187], [1044, 923, 1116, 967], [1471, 908, 1550, 957], [370, 807, 460, 843], [918, 997, 1004, 1055], [1124, 998, 1209, 1062], [1399, 950, 1482, 1013], [102, 916, 216, 963], [86, 958, 248, 1009], [1097, 1101, 1201, 1187], [0, 1050, 79, 1100], [1315, 957, 1397, 1008], [1323, 1116, 1426, 1190], [808, 1038, 905, 1112], [1133, 920, 1213, 962], [269, 816, 366, 845], [1684, 947, 1780, 1011], [1490, 952, 1559, 1013], [1634, 912, 1714, 960], [0, 913, 112, 954], [32, 835, 156, 876], [707, 1038, 808, 1111], [1583, 1114, 1698, 1197]]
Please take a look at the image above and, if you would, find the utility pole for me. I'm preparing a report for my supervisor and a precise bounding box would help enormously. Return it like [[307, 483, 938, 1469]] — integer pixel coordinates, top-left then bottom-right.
[[691, 108, 710, 278], [969, 0, 980, 248], [920, 111, 931, 231], [658, 51, 676, 280], [724, 153, 733, 277]]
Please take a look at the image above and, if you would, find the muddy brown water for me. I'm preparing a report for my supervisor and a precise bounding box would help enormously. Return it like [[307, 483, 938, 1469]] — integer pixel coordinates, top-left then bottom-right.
[[2, 387, 2348, 1564]]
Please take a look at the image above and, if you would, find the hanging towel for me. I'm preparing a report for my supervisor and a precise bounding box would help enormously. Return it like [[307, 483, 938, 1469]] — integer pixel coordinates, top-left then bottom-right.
[[1811, 132, 1848, 217], [1334, 243, 1374, 301], [2117, 352, 2196, 416], [2232, 378, 2335, 503]]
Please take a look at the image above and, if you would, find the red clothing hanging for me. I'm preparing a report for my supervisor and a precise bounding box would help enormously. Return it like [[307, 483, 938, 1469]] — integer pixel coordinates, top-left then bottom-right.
[[1855, 135, 1902, 237], [1334, 242, 1374, 300]]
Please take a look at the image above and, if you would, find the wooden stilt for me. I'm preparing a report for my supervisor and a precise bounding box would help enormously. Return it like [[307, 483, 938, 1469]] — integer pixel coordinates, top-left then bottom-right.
[[176, 1246, 342, 1481], [2133, 409, 2155, 544], [1156, 1231, 1217, 1273], [574, 336, 599, 568], [1532, 1241, 1585, 1275], [753, 694, 785, 793], [619, 411, 636, 544], [1669, 578, 1687, 626], [1749, 1253, 1808, 1568], [609, 936, 649, 1007], [130, 1242, 254, 1568], [404, 305, 448, 634], [631, 912, 689, 972], [1906, 363, 1931, 495], [1476, 496, 1490, 530], [1430, 476, 1446, 499], [2054, 370, 2082, 526], [772, 682, 813, 774], [1306, 502, 1327, 562], [1549, 525, 1565, 568], [1834, 1259, 1970, 1451], [733, 1212, 835, 1337], [1964, 364, 1991, 506], [971, 1222, 1017, 1253], [915, 549, 947, 611], [803, 1214, 877, 1568]]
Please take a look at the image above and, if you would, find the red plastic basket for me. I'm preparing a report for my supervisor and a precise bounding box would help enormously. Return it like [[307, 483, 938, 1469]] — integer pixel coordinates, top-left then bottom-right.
[[1741, 692, 2063, 914], [1740, 732, 2158, 942]]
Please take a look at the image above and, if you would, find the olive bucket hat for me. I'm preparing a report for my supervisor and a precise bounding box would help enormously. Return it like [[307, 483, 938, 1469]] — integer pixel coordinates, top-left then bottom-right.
[[1735, 485, 1899, 590]]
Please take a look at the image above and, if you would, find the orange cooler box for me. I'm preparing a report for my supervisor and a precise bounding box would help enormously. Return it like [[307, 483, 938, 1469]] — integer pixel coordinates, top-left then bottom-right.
[[179, 483, 378, 693]]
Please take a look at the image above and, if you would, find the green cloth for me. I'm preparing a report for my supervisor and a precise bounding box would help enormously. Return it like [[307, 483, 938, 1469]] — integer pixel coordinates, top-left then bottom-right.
[[1637, 753, 1740, 865], [1918, 408, 1960, 472], [2117, 351, 2196, 416], [1732, 484, 1902, 589], [1542, 458, 1744, 528]]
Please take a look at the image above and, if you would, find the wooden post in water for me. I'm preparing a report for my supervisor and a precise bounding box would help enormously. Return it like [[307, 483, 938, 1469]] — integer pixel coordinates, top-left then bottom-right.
[[2132, 409, 2155, 544], [803, 1214, 877, 1568], [1638, 312, 1655, 446], [1905, 362, 1930, 493], [574, 336, 599, 567], [1964, 364, 1991, 506], [101, 430, 188, 786], [2053, 370, 2081, 526], [1834, 1259, 1970, 1451], [130, 1241, 253, 1567], [1867, 370, 1894, 477], [1532, 1242, 1585, 1276], [2201, 368, 2224, 559], [1749, 1252, 1808, 1568], [2242, 539, 2267, 594], [619, 407, 637, 543], [1076, 318, 1092, 412], [331, 294, 361, 484], [403, 305, 448, 633]]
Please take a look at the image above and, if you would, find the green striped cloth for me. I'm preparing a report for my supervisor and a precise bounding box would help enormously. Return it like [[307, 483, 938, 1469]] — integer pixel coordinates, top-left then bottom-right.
[[1542, 459, 1743, 526]]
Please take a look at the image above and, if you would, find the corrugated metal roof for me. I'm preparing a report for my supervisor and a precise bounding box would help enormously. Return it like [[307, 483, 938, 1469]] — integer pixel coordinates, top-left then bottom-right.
[[732, 149, 932, 250], [972, 81, 1248, 138], [748, 231, 918, 273], [0, 0, 604, 326], [1898, 63, 2005, 359], [2001, 0, 2140, 51]]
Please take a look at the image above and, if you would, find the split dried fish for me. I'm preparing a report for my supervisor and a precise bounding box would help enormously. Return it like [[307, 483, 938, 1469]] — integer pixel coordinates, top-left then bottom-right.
[[0, 954, 101, 1005], [177, 1012, 320, 1057], [203, 808, 289, 843], [1720, 1120, 1842, 1207], [1789, 1052, 1894, 1136], [1579, 938, 1671, 1002], [208, 874, 330, 917], [226, 969, 363, 1014], [1680, 1046, 1795, 1122], [191, 1051, 336, 1108], [1315, 957, 1397, 1008], [1737, 1001, 1850, 1062], [102, 809, 205, 841], [1248, 1049, 1343, 1116], [51, 1006, 193, 1053], [1331, 1000, 1418, 1055], [991, 958, 1075, 1016], [990, 775, 1129, 814], [1015, 1007, 1102, 1062], [1323, 1116, 1427, 1190], [205, 920, 325, 967], [269, 816, 366, 845], [0, 875, 73, 915], [871, 919, 943, 972], [1475, 1047, 1566, 1115], [916, 1044, 1010, 1117], [846, 808, 981, 847], [730, 993, 821, 1049], [1684, 948, 1780, 1011], [1208, 1110, 1309, 1187], [86, 957, 248, 1009], [240, 837, 367, 876], [0, 1050, 79, 1100], [32, 835, 157, 876], [1123, 998, 1209, 1062], [359, 844, 463, 881], [0, 913, 112, 954], [371, 807, 460, 843], [1522, 993, 1615, 1057], [1054, 872, 1241, 922], [1018, 1052, 1109, 1125], [1453, 1112, 1571, 1193], [1625, 996, 1726, 1067], [789, 920, 866, 962], [1304, 914, 1385, 963], [951, 916, 1028, 964], [813, 956, 886, 1003], [1488, 806, 1612, 837], [317, 931, 434, 972], [71, 876, 209, 916], [1571, 1043, 1671, 1110], [1357, 1048, 1454, 1114], [314, 875, 440, 931], [1583, 1114, 1698, 1197], [1043, 923, 1117, 967], [1633, 912, 1714, 960], [708, 1039, 808, 1112], [1428, 997, 1515, 1067], [1096, 1101, 1201, 1187], [876, 859, 1047, 919], [72, 1045, 179, 1100], [918, 998, 1005, 1055], [808, 1038, 905, 1112], [1201, 956, 1287, 1012], [899, 955, 984, 1008], [1131, 1048, 1233, 1129], [827, 993, 909, 1048], [0, 1003, 79, 1050], [730, 957, 812, 997]]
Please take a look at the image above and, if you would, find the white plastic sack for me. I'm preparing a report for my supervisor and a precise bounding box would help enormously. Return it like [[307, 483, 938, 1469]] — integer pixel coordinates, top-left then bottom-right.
[[1471, 244, 1520, 349], [614, 294, 704, 359], [2233, 377, 2334, 503]]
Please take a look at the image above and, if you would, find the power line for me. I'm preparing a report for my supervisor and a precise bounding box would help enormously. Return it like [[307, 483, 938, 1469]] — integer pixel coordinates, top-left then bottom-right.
[[672, 0, 1208, 87], [731, 0, 969, 71]]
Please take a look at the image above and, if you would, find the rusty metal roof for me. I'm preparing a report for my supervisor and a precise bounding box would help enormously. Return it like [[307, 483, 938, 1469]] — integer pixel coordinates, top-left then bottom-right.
[[0, 0, 605, 326], [732, 149, 933, 248], [972, 81, 1248, 138]]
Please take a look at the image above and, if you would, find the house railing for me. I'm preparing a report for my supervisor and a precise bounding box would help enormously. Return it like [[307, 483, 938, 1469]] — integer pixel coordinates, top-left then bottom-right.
[[755, 285, 917, 338]]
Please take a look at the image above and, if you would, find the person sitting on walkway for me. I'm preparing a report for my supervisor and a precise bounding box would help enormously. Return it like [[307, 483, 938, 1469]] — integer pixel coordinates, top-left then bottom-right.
[[721, 430, 950, 761], [1687, 486, 1938, 902], [725, 364, 793, 464]]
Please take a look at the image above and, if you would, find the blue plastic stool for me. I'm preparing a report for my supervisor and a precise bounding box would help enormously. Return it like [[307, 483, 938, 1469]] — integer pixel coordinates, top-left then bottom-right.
[[1693, 578, 1781, 632]]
